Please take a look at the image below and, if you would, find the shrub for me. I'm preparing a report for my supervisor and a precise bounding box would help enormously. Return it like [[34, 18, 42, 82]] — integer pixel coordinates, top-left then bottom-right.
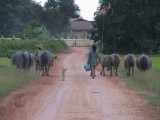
[[0, 39, 68, 57]]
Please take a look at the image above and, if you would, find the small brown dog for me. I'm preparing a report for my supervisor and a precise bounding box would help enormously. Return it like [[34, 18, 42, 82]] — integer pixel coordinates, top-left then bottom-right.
[[62, 67, 67, 81]]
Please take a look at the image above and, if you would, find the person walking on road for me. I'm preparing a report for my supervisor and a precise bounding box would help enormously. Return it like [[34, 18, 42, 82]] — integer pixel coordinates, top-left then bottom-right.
[[87, 44, 100, 79]]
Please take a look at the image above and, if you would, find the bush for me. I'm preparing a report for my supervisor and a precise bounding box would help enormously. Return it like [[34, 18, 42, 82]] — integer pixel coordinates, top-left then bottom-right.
[[0, 39, 68, 57]]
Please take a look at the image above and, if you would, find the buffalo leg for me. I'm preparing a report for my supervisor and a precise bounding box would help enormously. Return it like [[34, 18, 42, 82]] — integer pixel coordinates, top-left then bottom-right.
[[102, 67, 105, 76], [132, 67, 134, 76], [125, 67, 128, 76], [47, 66, 51, 76], [100, 65, 103, 75], [100, 71, 102, 75], [110, 66, 112, 76], [115, 67, 118, 76], [45, 66, 47, 76], [42, 66, 45, 76], [128, 67, 131, 76]]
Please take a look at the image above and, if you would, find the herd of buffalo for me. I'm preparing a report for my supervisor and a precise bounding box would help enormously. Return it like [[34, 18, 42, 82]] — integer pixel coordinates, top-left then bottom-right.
[[100, 53, 152, 77], [6, 49, 152, 77], [7, 50, 56, 76]]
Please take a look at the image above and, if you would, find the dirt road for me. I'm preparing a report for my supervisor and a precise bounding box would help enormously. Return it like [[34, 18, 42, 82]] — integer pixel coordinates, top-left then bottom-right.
[[0, 47, 159, 120]]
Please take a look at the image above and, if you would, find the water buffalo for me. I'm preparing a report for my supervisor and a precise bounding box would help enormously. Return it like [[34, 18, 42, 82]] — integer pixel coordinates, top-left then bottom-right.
[[100, 55, 114, 76], [136, 54, 152, 71], [124, 54, 136, 76], [24, 52, 34, 71], [7, 51, 34, 71], [39, 50, 56, 76], [111, 53, 121, 76]]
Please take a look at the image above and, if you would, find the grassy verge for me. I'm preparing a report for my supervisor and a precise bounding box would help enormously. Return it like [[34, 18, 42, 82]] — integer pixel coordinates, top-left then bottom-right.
[[86, 47, 160, 110], [0, 57, 41, 102], [117, 55, 160, 111], [139, 93, 160, 110], [0, 66, 40, 102], [0, 39, 68, 102]]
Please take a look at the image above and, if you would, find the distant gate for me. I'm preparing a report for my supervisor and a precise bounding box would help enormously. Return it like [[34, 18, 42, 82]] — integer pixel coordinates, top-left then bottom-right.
[[63, 39, 94, 46]]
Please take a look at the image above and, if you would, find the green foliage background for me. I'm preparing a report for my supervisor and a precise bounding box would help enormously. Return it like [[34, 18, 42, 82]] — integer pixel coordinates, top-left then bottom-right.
[[91, 0, 160, 53], [0, 39, 68, 57], [0, 0, 80, 38]]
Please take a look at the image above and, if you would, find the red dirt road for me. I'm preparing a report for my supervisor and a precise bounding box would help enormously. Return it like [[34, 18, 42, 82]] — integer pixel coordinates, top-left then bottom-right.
[[0, 47, 159, 120]]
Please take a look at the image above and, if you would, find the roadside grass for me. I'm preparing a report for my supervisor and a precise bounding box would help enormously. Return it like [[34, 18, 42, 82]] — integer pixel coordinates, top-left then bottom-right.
[[0, 57, 11, 66], [88, 48, 160, 110], [0, 39, 68, 102], [139, 93, 160, 110], [0, 65, 40, 102], [117, 55, 160, 111]]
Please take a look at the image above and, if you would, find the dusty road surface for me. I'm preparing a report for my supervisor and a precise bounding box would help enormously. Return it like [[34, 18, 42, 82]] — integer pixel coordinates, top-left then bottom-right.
[[0, 47, 160, 120]]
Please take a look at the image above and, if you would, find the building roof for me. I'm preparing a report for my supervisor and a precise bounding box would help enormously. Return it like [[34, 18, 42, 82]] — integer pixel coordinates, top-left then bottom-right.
[[69, 18, 93, 22], [70, 18, 93, 32]]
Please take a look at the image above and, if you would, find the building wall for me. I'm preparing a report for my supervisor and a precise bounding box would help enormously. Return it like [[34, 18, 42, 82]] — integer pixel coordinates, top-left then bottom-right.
[[70, 21, 93, 31], [70, 19, 93, 39], [74, 32, 85, 39]]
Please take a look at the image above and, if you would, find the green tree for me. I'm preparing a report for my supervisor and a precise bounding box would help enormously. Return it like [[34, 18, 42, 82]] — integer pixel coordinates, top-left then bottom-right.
[[0, 0, 37, 37], [58, 0, 80, 18], [21, 22, 51, 40], [92, 0, 160, 53], [43, 0, 80, 37], [42, 9, 69, 37], [0, 0, 80, 39]]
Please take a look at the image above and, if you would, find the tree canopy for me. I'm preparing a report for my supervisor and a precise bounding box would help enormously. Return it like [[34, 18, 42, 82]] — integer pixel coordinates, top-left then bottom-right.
[[92, 0, 160, 53], [0, 0, 80, 38]]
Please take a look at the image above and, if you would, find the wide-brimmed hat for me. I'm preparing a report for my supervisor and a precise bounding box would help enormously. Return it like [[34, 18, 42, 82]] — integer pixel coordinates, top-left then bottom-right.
[[36, 44, 43, 49]]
